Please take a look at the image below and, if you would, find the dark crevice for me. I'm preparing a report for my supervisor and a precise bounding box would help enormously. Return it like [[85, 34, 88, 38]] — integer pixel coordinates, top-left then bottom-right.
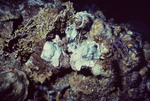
[[24, 80, 36, 101], [111, 60, 123, 91], [3, 36, 21, 53], [49, 67, 73, 84], [17, 50, 33, 65], [77, 68, 93, 77], [60, 86, 70, 98], [12, 15, 23, 34], [128, 48, 147, 74]]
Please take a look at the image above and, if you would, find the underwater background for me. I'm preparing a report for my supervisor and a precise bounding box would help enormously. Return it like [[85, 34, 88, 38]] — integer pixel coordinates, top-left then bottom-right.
[[0, 0, 150, 101]]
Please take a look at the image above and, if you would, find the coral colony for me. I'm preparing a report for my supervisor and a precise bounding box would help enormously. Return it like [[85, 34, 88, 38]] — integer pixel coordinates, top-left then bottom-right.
[[0, 1, 150, 101]]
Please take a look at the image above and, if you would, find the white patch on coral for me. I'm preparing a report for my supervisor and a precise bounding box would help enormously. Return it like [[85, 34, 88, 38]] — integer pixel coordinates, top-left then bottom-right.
[[92, 64, 104, 76], [70, 41, 101, 71], [65, 24, 78, 42], [52, 35, 61, 43], [67, 42, 78, 52], [65, 24, 78, 52], [74, 11, 94, 29], [100, 43, 109, 54], [40, 41, 62, 67]]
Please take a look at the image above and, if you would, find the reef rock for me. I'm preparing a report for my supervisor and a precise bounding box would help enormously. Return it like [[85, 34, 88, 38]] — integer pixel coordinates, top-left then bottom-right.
[[0, 69, 29, 101], [1, 1, 150, 101]]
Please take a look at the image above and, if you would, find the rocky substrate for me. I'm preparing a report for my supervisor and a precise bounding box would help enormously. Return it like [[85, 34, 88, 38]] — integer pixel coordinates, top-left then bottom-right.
[[0, 0, 150, 101]]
